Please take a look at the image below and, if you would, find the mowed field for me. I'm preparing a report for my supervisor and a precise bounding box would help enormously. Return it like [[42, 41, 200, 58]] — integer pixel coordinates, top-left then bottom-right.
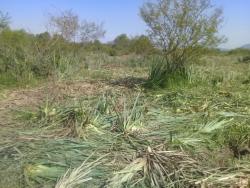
[[0, 54, 249, 188]]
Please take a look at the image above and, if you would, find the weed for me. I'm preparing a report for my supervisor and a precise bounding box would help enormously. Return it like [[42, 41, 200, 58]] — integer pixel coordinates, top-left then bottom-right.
[[145, 57, 189, 89]]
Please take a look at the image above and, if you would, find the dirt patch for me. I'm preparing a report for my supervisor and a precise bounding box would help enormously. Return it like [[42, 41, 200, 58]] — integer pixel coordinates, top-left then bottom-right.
[[0, 80, 131, 125], [0, 80, 120, 111]]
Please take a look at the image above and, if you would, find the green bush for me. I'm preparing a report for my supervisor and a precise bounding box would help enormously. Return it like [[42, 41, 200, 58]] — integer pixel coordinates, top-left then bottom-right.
[[145, 57, 189, 89], [111, 34, 156, 56], [238, 56, 250, 63], [228, 48, 250, 56], [112, 34, 131, 55], [0, 28, 88, 87], [220, 123, 250, 158], [130, 35, 155, 55]]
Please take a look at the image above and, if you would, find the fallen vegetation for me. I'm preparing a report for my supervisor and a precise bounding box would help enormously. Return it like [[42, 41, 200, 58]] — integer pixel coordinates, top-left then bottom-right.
[[1, 56, 250, 187]]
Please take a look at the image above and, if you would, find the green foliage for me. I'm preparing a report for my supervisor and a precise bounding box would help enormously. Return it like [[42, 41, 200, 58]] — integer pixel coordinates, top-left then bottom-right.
[[1, 6, 250, 188], [228, 48, 250, 56], [113, 94, 143, 135], [35, 100, 98, 138], [221, 123, 250, 158], [130, 35, 155, 55], [0, 28, 87, 87], [145, 57, 189, 88], [140, 0, 226, 87], [3, 76, 250, 187], [140, 0, 225, 61], [0, 29, 36, 86], [238, 55, 250, 63], [110, 34, 156, 56], [0, 18, 155, 89], [111, 34, 131, 55], [83, 40, 118, 56]]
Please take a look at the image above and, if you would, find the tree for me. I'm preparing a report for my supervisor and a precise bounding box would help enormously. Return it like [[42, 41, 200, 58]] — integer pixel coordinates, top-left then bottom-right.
[[48, 10, 79, 41], [140, 0, 225, 63], [113, 34, 131, 54], [0, 11, 10, 30], [48, 10, 105, 43], [79, 21, 105, 43], [36, 32, 51, 41], [131, 35, 155, 55]]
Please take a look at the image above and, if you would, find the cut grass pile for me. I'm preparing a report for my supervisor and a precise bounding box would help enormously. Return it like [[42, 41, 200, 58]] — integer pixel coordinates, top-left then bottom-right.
[[1, 87, 250, 187], [0, 55, 250, 187]]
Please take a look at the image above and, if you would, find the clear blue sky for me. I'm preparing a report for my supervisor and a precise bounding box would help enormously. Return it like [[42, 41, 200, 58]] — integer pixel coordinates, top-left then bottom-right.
[[1, 0, 250, 49]]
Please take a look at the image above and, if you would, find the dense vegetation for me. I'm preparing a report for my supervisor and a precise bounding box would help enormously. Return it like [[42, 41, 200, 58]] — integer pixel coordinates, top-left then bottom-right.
[[0, 28, 156, 89]]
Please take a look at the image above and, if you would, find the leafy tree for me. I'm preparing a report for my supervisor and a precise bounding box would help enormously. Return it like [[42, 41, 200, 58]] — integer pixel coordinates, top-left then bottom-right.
[[36, 32, 51, 41], [140, 0, 225, 63], [0, 29, 33, 50], [113, 34, 131, 54], [131, 35, 155, 55], [140, 0, 225, 88]]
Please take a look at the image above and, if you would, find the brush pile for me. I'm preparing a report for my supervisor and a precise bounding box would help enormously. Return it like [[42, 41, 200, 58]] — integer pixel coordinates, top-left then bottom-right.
[[1, 89, 250, 188]]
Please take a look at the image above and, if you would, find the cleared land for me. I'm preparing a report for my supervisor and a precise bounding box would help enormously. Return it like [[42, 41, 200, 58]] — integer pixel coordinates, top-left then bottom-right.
[[0, 55, 250, 188]]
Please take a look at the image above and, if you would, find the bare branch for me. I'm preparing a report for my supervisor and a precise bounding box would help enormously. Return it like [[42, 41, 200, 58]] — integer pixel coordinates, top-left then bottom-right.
[[79, 21, 105, 43]]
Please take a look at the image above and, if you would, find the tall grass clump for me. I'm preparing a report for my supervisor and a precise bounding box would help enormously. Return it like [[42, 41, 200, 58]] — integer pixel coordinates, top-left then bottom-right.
[[113, 94, 143, 135], [145, 57, 189, 89], [27, 98, 105, 139], [0, 29, 87, 88]]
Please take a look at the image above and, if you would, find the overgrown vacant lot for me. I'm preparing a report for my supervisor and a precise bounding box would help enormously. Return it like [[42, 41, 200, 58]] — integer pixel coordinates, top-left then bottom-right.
[[0, 54, 249, 188]]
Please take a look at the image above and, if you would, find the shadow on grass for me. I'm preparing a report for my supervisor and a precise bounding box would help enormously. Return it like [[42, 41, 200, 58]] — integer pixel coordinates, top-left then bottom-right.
[[109, 76, 146, 88]]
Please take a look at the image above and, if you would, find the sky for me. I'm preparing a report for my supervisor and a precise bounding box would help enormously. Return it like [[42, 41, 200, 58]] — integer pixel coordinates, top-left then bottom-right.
[[1, 0, 250, 49]]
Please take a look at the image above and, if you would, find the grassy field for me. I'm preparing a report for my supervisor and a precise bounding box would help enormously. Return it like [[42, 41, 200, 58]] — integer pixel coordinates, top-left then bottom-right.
[[0, 54, 250, 188]]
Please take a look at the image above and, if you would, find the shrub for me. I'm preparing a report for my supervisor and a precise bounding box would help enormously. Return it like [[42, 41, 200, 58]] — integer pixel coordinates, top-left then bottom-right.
[[0, 28, 88, 87], [221, 123, 250, 158], [238, 56, 250, 63], [140, 0, 225, 88], [145, 57, 189, 88], [130, 35, 155, 56], [228, 48, 250, 56]]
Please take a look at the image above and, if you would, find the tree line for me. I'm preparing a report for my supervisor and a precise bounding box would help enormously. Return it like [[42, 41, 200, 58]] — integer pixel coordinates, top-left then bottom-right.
[[1, 0, 228, 88]]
